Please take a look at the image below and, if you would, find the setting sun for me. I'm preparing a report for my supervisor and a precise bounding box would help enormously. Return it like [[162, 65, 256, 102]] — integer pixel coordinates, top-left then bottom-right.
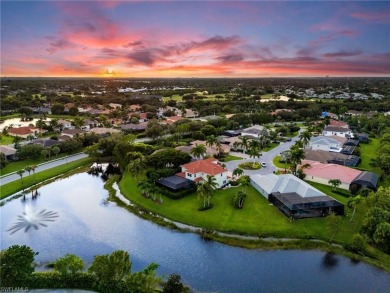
[[104, 67, 116, 77]]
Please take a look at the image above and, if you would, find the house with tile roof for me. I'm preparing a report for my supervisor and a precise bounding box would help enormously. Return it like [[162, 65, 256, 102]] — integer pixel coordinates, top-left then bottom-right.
[[7, 126, 41, 138], [329, 119, 349, 129], [0, 145, 17, 161], [179, 158, 229, 188], [251, 173, 344, 219], [301, 160, 378, 190]]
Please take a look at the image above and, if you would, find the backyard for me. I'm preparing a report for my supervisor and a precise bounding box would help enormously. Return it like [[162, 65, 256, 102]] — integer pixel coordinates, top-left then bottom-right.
[[119, 172, 367, 243]]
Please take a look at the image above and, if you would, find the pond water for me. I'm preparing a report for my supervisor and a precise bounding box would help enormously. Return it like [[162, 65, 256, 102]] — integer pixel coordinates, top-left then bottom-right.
[[1, 173, 389, 292], [0, 117, 52, 131]]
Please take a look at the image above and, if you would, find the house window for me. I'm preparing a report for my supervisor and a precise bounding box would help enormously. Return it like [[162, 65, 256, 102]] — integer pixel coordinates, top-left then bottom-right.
[[223, 180, 226, 184], [187, 173, 192, 177], [221, 174, 222, 176]]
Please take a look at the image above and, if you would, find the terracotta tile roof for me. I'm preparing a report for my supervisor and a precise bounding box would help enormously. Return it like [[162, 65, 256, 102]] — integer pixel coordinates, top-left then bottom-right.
[[194, 177, 204, 183], [176, 172, 186, 178], [166, 116, 183, 122], [139, 113, 148, 119], [301, 160, 361, 184], [8, 127, 34, 135], [182, 158, 227, 175], [329, 119, 349, 128]]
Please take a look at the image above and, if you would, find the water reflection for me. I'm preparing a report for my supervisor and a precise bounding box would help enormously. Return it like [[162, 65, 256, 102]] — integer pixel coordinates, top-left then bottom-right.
[[7, 205, 58, 234], [1, 173, 389, 293]]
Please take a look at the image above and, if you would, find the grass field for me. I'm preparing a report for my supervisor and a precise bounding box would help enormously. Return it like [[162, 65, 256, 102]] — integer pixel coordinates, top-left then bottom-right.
[[0, 135, 14, 145], [0, 157, 93, 199], [219, 155, 243, 162], [0, 153, 69, 175], [263, 142, 279, 152], [358, 138, 379, 170], [119, 173, 365, 243], [273, 155, 293, 170]]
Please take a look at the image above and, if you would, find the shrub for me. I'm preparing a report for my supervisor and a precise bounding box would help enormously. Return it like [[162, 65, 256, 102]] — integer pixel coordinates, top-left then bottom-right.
[[238, 162, 261, 170]]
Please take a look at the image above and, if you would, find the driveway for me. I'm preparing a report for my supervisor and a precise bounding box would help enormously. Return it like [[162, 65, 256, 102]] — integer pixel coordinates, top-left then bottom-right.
[[224, 134, 300, 176], [0, 153, 88, 185]]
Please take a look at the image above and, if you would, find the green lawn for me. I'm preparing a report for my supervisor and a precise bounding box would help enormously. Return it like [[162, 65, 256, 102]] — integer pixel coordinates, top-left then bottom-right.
[[263, 142, 279, 152], [358, 138, 379, 170], [0, 157, 93, 199], [1, 154, 69, 176], [0, 135, 14, 145], [219, 154, 243, 162], [273, 155, 293, 170], [118, 173, 366, 243]]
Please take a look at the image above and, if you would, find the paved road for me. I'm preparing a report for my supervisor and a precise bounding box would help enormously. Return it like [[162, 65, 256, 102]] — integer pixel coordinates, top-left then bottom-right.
[[0, 153, 88, 185], [224, 133, 301, 176]]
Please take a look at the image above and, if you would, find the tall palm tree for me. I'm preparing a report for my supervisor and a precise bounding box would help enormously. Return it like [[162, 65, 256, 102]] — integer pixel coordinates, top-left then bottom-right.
[[248, 140, 261, 168], [299, 130, 312, 149], [290, 144, 305, 176], [238, 136, 250, 154], [348, 195, 362, 223], [197, 181, 209, 208], [190, 143, 206, 160], [204, 175, 218, 207]]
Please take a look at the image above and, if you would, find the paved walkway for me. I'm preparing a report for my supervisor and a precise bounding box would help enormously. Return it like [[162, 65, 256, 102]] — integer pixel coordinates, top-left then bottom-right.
[[0, 153, 88, 185], [224, 133, 301, 176]]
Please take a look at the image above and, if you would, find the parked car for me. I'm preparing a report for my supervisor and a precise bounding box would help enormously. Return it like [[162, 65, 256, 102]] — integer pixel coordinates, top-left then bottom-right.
[[261, 162, 267, 167]]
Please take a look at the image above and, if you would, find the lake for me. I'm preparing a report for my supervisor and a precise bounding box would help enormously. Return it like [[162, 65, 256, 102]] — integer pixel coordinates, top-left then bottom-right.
[[1, 173, 389, 292]]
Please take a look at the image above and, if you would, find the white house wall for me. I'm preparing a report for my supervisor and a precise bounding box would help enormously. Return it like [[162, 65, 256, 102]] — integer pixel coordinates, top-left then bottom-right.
[[304, 175, 350, 190]]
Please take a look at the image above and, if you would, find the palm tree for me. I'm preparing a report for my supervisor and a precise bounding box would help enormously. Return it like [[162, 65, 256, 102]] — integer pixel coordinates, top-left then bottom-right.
[[348, 195, 362, 223], [190, 143, 207, 160], [232, 168, 244, 179], [328, 179, 342, 192], [238, 136, 250, 154], [204, 175, 218, 207], [25, 166, 33, 176], [248, 140, 261, 168], [238, 175, 251, 192], [197, 181, 209, 208], [36, 118, 46, 137], [299, 130, 312, 149], [49, 118, 59, 131], [206, 135, 218, 148], [290, 144, 305, 176], [16, 169, 25, 185]]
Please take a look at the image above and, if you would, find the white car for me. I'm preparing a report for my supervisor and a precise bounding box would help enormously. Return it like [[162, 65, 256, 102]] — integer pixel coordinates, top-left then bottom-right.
[[261, 162, 267, 167]]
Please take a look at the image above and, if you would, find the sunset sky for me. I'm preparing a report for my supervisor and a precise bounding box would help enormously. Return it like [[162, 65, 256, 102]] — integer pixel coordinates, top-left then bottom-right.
[[1, 1, 389, 78]]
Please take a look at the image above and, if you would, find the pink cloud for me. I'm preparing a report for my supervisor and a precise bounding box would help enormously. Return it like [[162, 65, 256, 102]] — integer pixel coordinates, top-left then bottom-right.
[[351, 11, 390, 23]]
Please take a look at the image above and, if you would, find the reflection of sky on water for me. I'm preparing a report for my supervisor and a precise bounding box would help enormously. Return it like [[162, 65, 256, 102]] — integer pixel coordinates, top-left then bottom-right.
[[1, 173, 389, 293]]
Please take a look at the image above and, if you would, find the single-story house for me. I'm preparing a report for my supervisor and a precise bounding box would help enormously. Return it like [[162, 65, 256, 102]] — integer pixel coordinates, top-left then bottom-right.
[[0, 145, 17, 161], [61, 129, 86, 138], [7, 126, 42, 138], [304, 150, 360, 167], [121, 122, 148, 132], [307, 136, 344, 152], [179, 158, 229, 188], [90, 127, 121, 135], [323, 126, 354, 138], [58, 119, 73, 130], [251, 173, 344, 219], [176, 140, 230, 158], [241, 125, 268, 138], [29, 138, 60, 148], [224, 130, 241, 137], [301, 160, 378, 190]]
